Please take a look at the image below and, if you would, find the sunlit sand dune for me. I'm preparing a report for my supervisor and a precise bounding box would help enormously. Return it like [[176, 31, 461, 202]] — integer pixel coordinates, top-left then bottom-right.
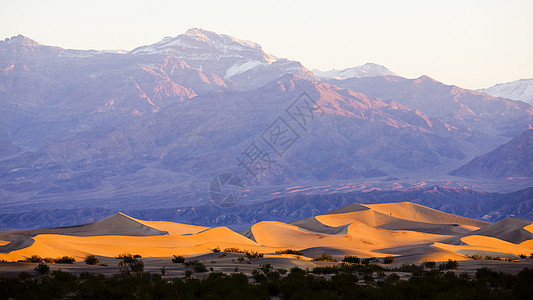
[[0, 202, 532, 263]]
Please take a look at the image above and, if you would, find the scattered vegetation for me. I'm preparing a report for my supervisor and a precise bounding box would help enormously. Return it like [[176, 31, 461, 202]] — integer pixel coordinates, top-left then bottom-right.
[[212, 246, 221, 253], [25, 255, 76, 264], [275, 249, 304, 256], [4, 265, 529, 299], [312, 252, 337, 262], [84, 255, 100, 265], [5, 256, 533, 299]]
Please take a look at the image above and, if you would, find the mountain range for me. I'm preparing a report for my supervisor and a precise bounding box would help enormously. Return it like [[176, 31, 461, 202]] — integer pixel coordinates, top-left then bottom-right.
[[0, 28, 532, 229]]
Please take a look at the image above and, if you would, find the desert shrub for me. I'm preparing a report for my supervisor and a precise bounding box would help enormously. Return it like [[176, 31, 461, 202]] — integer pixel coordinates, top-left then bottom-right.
[[275, 249, 304, 256], [383, 256, 395, 264], [397, 264, 425, 276], [118, 255, 144, 275], [245, 251, 264, 259], [342, 255, 360, 264], [237, 256, 245, 263], [183, 260, 207, 272], [251, 269, 266, 282], [363, 273, 375, 284], [362, 257, 378, 265], [312, 252, 336, 262], [84, 255, 100, 265], [115, 253, 141, 259], [439, 259, 458, 270], [26, 255, 43, 263], [54, 256, 75, 264], [260, 264, 273, 274], [172, 255, 185, 263], [224, 247, 244, 253], [312, 265, 341, 274], [34, 263, 50, 275], [469, 254, 482, 260], [519, 254, 526, 259], [212, 246, 221, 253], [421, 260, 436, 269], [383, 273, 400, 285], [184, 270, 193, 278], [160, 266, 166, 276]]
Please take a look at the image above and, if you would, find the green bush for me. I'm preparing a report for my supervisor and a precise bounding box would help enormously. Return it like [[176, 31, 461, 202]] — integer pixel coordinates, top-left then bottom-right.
[[84, 255, 100, 265]]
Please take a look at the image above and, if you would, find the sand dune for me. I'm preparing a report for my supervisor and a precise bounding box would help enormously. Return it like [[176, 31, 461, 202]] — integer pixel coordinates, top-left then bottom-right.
[[366, 202, 488, 227], [0, 202, 532, 264]]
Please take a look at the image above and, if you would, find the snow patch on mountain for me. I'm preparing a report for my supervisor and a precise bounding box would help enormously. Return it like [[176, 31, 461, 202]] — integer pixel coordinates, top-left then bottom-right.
[[313, 63, 396, 79], [225, 60, 264, 78], [478, 79, 533, 104]]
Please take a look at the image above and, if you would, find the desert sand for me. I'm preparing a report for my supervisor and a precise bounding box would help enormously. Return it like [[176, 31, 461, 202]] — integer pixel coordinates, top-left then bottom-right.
[[1, 202, 532, 269]]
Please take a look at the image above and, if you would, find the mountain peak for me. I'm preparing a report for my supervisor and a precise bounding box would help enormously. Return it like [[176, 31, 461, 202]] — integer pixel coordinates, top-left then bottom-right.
[[313, 63, 396, 79], [2, 34, 41, 47], [478, 78, 533, 104]]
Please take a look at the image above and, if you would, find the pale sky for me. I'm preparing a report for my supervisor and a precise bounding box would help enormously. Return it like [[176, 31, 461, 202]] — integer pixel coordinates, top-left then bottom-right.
[[1, 0, 532, 90]]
